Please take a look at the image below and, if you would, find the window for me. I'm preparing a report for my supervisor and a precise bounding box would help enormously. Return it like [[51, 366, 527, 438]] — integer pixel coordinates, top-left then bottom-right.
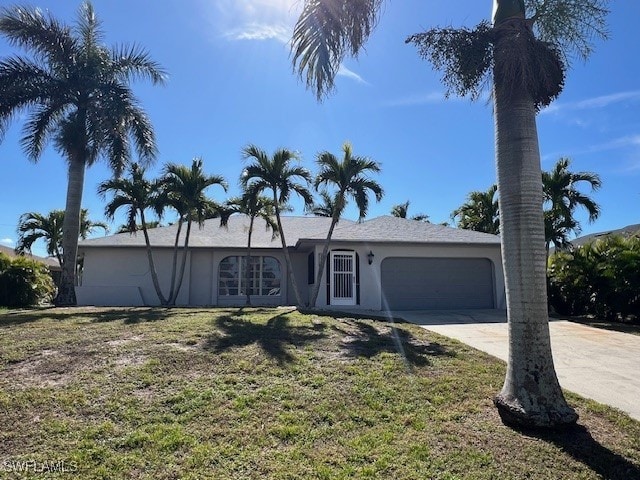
[[218, 256, 281, 296]]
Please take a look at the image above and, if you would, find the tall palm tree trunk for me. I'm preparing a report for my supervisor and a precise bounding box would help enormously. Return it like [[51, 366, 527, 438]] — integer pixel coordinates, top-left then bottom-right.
[[170, 217, 192, 305], [273, 195, 305, 307], [245, 216, 255, 306], [140, 210, 168, 305], [310, 207, 341, 307], [167, 219, 184, 302], [492, 43, 577, 427], [55, 156, 85, 306], [54, 246, 63, 270]]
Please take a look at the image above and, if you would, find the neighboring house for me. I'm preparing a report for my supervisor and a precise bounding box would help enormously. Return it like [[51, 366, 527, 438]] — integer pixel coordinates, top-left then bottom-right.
[[77, 215, 506, 310], [0, 244, 62, 285]]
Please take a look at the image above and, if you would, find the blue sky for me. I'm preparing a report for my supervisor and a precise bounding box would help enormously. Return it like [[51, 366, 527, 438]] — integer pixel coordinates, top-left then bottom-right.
[[1, 1, 638, 257]]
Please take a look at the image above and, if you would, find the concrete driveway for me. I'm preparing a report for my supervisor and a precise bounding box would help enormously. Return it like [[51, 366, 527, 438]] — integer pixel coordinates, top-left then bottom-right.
[[395, 310, 640, 422]]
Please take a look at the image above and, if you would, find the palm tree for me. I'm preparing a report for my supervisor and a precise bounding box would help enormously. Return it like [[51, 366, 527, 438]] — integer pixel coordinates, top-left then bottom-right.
[[98, 163, 168, 305], [16, 211, 65, 266], [542, 157, 601, 253], [291, 0, 608, 428], [241, 145, 314, 307], [311, 143, 383, 307], [452, 184, 500, 235], [225, 192, 279, 306], [311, 191, 344, 218], [159, 158, 227, 306], [16, 209, 107, 267], [390, 200, 429, 222], [0, 2, 165, 305], [117, 221, 161, 234]]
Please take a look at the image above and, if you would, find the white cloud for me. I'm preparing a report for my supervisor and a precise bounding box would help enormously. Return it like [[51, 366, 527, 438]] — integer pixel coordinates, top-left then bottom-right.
[[207, 0, 299, 44], [382, 91, 450, 107], [224, 23, 291, 44], [575, 91, 640, 109], [540, 103, 560, 115], [542, 134, 640, 163], [1, 238, 14, 245], [541, 90, 640, 115], [337, 65, 368, 85], [580, 135, 640, 154]]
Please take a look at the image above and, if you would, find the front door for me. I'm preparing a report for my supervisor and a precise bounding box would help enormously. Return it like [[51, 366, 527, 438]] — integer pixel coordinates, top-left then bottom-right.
[[330, 251, 356, 306]]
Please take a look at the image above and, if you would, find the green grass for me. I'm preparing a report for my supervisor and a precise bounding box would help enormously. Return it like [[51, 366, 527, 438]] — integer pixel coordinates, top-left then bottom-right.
[[1, 307, 639, 479]]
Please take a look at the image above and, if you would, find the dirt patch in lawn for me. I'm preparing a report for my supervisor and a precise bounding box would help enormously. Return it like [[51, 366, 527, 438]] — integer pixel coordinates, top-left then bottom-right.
[[105, 334, 145, 347], [114, 354, 147, 369], [1, 349, 77, 388]]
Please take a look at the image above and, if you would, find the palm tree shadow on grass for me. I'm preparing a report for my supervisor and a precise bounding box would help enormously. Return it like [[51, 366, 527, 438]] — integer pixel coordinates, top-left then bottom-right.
[[329, 318, 453, 368], [203, 312, 327, 364], [524, 424, 640, 479], [0, 307, 171, 327]]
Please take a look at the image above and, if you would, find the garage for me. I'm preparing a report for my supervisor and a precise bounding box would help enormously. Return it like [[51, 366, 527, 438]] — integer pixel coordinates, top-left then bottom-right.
[[381, 257, 495, 310]]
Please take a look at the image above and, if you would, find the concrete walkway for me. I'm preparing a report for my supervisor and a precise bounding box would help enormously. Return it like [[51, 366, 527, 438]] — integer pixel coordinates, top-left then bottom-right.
[[393, 310, 640, 422]]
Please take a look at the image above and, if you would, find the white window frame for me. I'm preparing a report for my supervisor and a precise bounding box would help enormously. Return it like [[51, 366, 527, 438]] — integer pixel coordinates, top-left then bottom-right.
[[218, 255, 281, 297]]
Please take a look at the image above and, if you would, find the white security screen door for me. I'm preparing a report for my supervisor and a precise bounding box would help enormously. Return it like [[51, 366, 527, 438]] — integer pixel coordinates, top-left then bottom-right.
[[330, 251, 356, 305]]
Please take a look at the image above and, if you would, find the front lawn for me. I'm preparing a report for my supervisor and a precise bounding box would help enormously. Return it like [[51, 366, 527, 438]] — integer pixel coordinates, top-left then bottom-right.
[[1, 307, 639, 479]]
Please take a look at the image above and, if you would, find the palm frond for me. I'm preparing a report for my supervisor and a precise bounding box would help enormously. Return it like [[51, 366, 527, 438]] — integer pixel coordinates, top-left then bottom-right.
[[111, 42, 167, 85], [0, 5, 76, 69], [525, 0, 609, 62], [391, 201, 409, 218], [20, 101, 68, 160], [103, 195, 134, 221], [292, 0, 384, 100], [242, 144, 270, 165], [75, 1, 103, 53], [312, 191, 341, 217]]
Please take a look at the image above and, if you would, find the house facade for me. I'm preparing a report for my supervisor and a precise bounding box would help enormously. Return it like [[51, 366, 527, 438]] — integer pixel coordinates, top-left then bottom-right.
[[77, 215, 506, 311]]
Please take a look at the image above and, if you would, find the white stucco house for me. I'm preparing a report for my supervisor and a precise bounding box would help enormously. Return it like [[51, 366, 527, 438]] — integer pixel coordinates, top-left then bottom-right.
[[76, 215, 506, 310]]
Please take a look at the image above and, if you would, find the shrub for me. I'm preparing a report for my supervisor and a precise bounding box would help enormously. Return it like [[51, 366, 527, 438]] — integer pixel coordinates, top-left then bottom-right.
[[0, 253, 55, 307], [548, 235, 640, 321]]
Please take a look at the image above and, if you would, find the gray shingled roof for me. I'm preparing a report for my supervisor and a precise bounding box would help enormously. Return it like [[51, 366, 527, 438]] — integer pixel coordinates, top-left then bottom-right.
[[79, 215, 500, 249], [79, 215, 347, 249], [300, 216, 500, 245], [0, 244, 61, 269]]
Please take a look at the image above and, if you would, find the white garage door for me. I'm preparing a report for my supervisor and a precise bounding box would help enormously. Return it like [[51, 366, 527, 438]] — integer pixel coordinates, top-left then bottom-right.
[[381, 257, 495, 310]]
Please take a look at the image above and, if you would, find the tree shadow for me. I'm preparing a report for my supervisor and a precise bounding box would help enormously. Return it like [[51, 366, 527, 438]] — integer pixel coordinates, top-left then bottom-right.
[[0, 307, 170, 327], [565, 317, 640, 336], [330, 318, 454, 368], [203, 311, 327, 364], [520, 423, 640, 479], [0, 309, 37, 327]]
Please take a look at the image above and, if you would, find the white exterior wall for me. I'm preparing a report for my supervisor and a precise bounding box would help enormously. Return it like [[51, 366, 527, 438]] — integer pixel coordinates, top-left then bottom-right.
[[77, 243, 505, 310], [189, 250, 214, 305], [311, 243, 505, 311], [77, 247, 191, 306], [288, 252, 310, 306], [77, 246, 291, 307]]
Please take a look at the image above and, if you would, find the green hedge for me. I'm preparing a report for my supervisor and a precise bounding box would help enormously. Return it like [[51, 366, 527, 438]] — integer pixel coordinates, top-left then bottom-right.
[[548, 235, 640, 321], [0, 252, 55, 307]]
